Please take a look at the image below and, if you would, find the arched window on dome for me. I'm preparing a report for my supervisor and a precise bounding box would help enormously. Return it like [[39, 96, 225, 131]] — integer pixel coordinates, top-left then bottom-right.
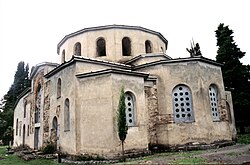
[[97, 38, 106, 56], [208, 85, 220, 121], [172, 85, 194, 123], [74, 42, 81, 56], [125, 92, 136, 126], [145, 40, 152, 53], [61, 49, 65, 63], [57, 78, 61, 99], [64, 98, 70, 131], [122, 37, 131, 56]]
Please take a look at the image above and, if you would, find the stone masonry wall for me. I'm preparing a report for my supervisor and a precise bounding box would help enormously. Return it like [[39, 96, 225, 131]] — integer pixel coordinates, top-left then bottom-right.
[[145, 85, 158, 145], [43, 80, 51, 146]]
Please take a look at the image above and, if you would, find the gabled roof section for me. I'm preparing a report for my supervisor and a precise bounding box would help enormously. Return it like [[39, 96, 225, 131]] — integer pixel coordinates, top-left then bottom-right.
[[76, 68, 149, 79], [30, 62, 59, 79], [45, 55, 132, 78], [13, 87, 31, 110], [57, 24, 168, 54], [125, 53, 172, 65], [133, 56, 223, 70]]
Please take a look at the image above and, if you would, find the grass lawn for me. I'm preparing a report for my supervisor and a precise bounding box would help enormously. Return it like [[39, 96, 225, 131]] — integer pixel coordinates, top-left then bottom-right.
[[0, 146, 66, 165]]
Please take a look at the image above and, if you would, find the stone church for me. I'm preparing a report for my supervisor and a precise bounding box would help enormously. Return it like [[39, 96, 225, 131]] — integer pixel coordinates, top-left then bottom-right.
[[13, 25, 236, 157]]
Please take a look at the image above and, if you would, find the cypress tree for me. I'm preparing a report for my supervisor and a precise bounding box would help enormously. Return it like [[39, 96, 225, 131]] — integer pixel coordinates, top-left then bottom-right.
[[117, 87, 128, 161], [215, 23, 250, 133]]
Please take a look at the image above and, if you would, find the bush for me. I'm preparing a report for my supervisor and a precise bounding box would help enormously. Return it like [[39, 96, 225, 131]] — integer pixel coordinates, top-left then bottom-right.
[[42, 143, 56, 154]]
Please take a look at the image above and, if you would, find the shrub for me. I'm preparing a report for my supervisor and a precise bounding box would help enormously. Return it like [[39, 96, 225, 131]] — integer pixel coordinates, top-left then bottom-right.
[[42, 143, 56, 154]]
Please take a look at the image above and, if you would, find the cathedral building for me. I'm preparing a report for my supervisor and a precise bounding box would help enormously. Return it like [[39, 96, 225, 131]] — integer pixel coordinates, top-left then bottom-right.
[[13, 25, 236, 157]]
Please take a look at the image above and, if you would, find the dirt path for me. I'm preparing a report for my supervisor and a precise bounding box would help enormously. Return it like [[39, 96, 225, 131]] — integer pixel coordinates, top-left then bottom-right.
[[198, 144, 250, 164], [118, 144, 250, 164]]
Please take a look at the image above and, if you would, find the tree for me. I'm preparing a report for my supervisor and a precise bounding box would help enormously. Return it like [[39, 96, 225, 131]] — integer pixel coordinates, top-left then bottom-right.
[[117, 87, 128, 161], [0, 61, 31, 144], [215, 23, 250, 133]]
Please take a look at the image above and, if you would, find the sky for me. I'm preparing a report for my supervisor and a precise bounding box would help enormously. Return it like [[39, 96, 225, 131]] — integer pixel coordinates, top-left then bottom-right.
[[0, 0, 249, 99]]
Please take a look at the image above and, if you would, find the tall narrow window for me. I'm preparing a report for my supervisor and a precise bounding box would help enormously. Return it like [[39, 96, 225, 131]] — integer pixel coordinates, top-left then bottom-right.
[[226, 102, 232, 123], [64, 98, 70, 131], [16, 119, 18, 135], [145, 40, 152, 53], [122, 37, 131, 56], [27, 125, 29, 136], [209, 85, 220, 121], [57, 78, 61, 99], [74, 42, 81, 56], [125, 92, 136, 126], [61, 49, 65, 63], [35, 84, 42, 123], [24, 100, 27, 118], [97, 38, 106, 56], [172, 85, 194, 123]]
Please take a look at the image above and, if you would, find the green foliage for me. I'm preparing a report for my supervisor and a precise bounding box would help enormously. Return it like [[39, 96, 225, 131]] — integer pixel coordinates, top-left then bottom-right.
[[0, 61, 31, 144], [117, 87, 128, 142], [215, 23, 250, 132], [171, 157, 208, 164], [42, 143, 56, 154], [237, 134, 250, 144]]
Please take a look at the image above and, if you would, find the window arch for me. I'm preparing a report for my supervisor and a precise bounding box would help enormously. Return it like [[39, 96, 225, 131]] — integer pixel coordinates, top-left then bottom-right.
[[145, 40, 152, 53], [74, 42, 81, 56], [122, 37, 131, 56], [24, 100, 27, 118], [16, 119, 18, 135], [172, 85, 194, 123], [57, 78, 61, 99], [209, 85, 220, 121], [97, 38, 106, 56], [64, 98, 70, 131], [125, 92, 136, 126], [61, 49, 65, 63]]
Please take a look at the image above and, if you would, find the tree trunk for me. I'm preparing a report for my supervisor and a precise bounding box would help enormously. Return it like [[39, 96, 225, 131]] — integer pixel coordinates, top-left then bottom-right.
[[121, 140, 125, 162]]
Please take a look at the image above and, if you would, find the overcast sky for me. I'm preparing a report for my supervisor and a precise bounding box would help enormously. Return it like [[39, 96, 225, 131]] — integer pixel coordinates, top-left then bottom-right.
[[0, 0, 249, 99]]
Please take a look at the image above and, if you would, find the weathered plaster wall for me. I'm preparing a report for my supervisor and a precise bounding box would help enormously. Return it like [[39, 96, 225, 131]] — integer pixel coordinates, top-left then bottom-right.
[[138, 60, 233, 145]]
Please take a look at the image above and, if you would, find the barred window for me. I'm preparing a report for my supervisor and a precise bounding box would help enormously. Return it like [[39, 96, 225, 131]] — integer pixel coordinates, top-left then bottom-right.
[[125, 92, 136, 126], [172, 85, 194, 123], [209, 85, 220, 121]]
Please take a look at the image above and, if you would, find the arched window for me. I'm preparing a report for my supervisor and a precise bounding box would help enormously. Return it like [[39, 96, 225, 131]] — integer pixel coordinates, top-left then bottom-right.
[[74, 42, 81, 56], [209, 85, 220, 121], [125, 92, 136, 126], [172, 85, 194, 123], [27, 125, 29, 136], [57, 78, 61, 99], [61, 49, 65, 63], [24, 100, 27, 118], [97, 38, 106, 56], [145, 40, 152, 53], [16, 119, 18, 135], [23, 124, 26, 145], [122, 37, 131, 56], [35, 84, 42, 123], [64, 98, 70, 131], [226, 102, 232, 123]]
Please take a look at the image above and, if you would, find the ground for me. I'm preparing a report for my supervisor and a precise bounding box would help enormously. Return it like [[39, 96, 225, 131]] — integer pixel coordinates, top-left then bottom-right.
[[118, 144, 250, 164]]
